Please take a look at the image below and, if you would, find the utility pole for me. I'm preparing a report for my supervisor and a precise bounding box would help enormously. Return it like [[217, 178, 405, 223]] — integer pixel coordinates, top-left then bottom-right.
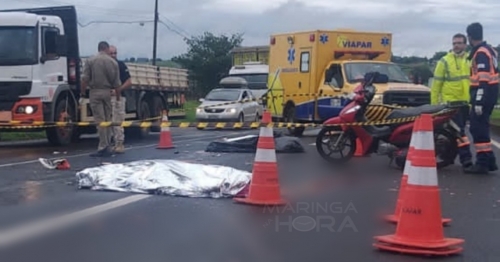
[[152, 0, 159, 65]]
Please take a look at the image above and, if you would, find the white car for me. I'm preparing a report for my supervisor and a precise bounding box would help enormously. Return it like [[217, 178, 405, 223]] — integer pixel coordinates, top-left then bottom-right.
[[196, 88, 263, 123]]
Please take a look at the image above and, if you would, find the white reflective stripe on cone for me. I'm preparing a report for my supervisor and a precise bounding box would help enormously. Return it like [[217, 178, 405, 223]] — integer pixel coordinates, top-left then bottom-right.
[[402, 160, 411, 176], [407, 165, 438, 186], [161, 116, 170, 131], [259, 126, 273, 137], [413, 131, 434, 150], [254, 148, 277, 162]]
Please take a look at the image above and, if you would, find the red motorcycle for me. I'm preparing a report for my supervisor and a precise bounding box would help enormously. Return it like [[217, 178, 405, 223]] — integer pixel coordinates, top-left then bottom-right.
[[315, 72, 466, 169]]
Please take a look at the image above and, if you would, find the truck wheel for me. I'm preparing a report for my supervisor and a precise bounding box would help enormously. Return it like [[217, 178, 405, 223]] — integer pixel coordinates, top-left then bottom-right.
[[125, 100, 151, 139], [284, 106, 305, 137], [46, 98, 78, 146], [151, 96, 166, 133]]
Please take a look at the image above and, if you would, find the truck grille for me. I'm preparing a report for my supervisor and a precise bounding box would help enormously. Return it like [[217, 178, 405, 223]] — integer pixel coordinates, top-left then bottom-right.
[[0, 81, 32, 110], [204, 108, 225, 113], [383, 91, 430, 107]]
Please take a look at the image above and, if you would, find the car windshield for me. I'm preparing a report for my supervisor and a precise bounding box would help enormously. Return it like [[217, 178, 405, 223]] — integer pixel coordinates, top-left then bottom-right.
[[204, 89, 241, 101], [344, 62, 411, 83], [0, 26, 38, 66], [229, 74, 268, 89]]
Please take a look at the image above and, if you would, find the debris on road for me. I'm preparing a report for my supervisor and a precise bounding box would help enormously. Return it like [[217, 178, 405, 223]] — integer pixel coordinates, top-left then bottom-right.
[[38, 158, 71, 170], [205, 131, 305, 153], [76, 159, 251, 198]]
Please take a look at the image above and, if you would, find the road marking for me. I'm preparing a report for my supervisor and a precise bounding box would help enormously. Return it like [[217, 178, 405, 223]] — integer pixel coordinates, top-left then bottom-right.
[[0, 194, 151, 247], [0, 131, 254, 168], [492, 139, 500, 149]]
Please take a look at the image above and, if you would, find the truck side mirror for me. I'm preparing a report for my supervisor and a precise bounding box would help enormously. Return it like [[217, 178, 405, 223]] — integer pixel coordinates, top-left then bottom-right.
[[55, 35, 67, 56]]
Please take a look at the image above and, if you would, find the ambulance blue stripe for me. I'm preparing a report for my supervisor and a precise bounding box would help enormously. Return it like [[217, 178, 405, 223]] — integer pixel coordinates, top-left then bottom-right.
[[293, 97, 351, 121]]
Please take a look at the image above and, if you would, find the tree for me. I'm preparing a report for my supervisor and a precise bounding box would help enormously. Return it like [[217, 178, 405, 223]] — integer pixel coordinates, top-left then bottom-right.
[[172, 32, 244, 97]]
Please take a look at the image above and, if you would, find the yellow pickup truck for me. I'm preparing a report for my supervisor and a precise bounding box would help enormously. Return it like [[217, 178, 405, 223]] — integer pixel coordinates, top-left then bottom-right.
[[266, 29, 430, 136]]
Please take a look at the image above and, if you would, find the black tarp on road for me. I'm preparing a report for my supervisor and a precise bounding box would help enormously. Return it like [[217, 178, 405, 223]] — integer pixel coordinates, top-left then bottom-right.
[[205, 131, 305, 153]]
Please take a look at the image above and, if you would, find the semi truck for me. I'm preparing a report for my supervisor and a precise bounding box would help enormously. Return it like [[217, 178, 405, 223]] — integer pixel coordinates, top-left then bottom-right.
[[0, 5, 188, 145], [229, 46, 269, 99], [266, 29, 431, 136]]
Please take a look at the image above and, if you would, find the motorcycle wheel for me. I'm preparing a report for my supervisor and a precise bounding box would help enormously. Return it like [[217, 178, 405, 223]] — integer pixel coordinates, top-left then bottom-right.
[[434, 128, 458, 169], [395, 128, 458, 170], [316, 127, 357, 164]]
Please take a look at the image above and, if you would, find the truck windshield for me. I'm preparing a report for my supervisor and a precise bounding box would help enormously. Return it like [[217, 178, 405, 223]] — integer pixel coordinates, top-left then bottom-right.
[[229, 74, 268, 89], [205, 89, 241, 101], [0, 26, 37, 66], [344, 62, 411, 83]]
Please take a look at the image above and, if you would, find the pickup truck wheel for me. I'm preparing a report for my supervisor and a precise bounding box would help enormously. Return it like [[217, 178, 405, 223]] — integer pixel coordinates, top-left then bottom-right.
[[46, 98, 78, 146], [284, 106, 305, 137]]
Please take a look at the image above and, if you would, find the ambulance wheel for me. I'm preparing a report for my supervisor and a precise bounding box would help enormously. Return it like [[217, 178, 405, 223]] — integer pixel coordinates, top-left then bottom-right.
[[284, 105, 305, 137]]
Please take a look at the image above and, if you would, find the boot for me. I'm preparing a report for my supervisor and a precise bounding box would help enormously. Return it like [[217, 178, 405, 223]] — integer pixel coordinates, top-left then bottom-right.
[[462, 159, 473, 169], [463, 164, 489, 175], [113, 142, 125, 154], [489, 162, 498, 172]]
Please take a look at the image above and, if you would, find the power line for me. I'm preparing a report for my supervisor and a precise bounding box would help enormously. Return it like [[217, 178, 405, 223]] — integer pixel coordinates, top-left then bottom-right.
[[159, 20, 190, 39], [78, 20, 154, 27]]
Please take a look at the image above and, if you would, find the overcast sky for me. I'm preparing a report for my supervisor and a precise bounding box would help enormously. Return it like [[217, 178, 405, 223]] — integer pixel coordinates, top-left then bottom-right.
[[4, 0, 500, 60]]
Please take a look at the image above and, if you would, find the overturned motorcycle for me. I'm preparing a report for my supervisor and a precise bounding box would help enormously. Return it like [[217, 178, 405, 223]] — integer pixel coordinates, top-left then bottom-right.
[[315, 72, 467, 170]]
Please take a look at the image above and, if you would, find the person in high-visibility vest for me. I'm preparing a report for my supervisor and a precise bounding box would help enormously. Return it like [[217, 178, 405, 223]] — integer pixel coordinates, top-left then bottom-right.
[[431, 33, 472, 168], [464, 22, 499, 174]]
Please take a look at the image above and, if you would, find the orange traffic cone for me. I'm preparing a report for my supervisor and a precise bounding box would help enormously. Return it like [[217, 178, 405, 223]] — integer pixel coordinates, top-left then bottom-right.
[[374, 114, 464, 256], [384, 119, 418, 223], [157, 110, 175, 149], [234, 111, 286, 206], [385, 118, 451, 226], [261, 110, 271, 124]]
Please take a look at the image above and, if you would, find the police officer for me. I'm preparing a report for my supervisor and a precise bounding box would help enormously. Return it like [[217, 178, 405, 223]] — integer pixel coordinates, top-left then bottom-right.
[[431, 33, 472, 168], [108, 45, 132, 154], [464, 22, 499, 174]]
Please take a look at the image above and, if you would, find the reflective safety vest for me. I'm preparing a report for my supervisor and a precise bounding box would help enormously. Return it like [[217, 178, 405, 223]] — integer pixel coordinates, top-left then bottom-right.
[[431, 52, 470, 105], [470, 46, 499, 87]]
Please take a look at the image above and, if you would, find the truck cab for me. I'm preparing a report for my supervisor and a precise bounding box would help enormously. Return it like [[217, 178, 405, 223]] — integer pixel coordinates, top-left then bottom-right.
[[0, 10, 70, 124], [228, 61, 268, 100], [266, 29, 430, 136]]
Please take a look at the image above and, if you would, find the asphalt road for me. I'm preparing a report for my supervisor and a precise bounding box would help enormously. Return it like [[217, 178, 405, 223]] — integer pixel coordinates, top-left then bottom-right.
[[0, 127, 498, 262]]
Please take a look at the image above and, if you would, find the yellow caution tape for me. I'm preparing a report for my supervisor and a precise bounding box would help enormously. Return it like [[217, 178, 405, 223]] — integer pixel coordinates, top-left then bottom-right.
[[0, 109, 456, 129]]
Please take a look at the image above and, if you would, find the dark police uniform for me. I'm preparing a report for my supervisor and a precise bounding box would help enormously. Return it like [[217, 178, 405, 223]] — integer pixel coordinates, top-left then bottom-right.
[[467, 41, 499, 173]]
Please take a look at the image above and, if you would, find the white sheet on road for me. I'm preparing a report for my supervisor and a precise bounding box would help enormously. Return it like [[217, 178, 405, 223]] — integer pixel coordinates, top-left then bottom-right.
[[76, 160, 251, 198]]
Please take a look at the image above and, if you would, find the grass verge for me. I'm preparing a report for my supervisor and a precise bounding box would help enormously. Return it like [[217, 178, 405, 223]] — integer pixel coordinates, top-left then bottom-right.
[[171, 100, 199, 123], [492, 109, 500, 126], [0, 130, 46, 142]]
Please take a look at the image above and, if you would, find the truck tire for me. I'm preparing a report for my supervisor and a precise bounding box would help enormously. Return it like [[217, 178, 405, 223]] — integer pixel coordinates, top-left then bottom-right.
[[284, 105, 305, 137], [127, 99, 151, 140], [151, 96, 166, 133], [46, 97, 79, 146]]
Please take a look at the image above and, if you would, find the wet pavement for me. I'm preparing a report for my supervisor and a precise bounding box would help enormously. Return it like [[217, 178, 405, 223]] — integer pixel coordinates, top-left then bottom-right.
[[0, 127, 498, 261]]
